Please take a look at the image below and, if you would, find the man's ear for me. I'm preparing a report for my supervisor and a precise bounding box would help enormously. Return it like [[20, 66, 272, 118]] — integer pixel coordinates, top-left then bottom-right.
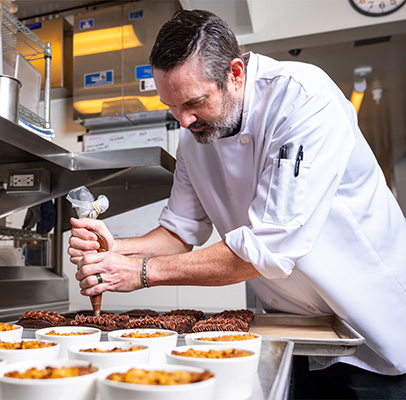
[[229, 58, 245, 90]]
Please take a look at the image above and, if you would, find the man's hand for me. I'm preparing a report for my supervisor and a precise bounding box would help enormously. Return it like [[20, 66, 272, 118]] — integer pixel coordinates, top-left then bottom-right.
[[75, 251, 142, 296], [68, 217, 115, 264]]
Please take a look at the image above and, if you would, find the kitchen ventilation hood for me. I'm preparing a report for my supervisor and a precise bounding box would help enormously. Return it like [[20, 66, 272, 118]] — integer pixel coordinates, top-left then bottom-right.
[[72, 0, 180, 130]]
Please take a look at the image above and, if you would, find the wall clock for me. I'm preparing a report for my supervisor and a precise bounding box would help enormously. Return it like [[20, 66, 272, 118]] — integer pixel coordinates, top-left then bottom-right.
[[349, 0, 406, 16]]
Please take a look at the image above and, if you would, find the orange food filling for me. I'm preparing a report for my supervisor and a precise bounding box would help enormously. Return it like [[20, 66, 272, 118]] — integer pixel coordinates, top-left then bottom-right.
[[46, 330, 93, 336], [172, 348, 252, 358], [121, 331, 169, 338], [197, 333, 257, 342], [80, 346, 144, 353], [0, 340, 55, 350], [107, 368, 213, 385], [0, 323, 17, 332], [4, 365, 98, 379]]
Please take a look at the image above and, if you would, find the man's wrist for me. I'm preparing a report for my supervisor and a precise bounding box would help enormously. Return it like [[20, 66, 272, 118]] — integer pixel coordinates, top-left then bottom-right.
[[140, 257, 151, 288], [113, 238, 136, 255]]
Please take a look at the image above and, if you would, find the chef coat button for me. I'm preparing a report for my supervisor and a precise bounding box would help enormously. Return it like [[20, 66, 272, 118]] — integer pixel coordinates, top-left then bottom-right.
[[240, 135, 250, 145], [307, 305, 317, 312], [269, 298, 279, 308], [227, 187, 232, 196]]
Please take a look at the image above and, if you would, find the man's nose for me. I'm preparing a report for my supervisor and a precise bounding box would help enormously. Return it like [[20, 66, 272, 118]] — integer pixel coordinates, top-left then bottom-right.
[[177, 110, 197, 128]]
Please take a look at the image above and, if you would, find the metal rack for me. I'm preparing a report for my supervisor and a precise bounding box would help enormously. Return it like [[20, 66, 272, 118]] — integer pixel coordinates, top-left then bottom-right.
[[1, 6, 52, 129], [0, 226, 51, 267], [0, 225, 44, 240]]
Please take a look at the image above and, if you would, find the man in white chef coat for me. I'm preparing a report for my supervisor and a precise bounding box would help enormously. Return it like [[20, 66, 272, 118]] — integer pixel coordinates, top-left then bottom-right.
[[68, 9, 406, 399]]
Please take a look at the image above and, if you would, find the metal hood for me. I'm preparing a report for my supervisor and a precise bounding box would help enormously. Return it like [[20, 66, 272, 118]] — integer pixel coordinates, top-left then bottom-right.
[[72, 0, 180, 130]]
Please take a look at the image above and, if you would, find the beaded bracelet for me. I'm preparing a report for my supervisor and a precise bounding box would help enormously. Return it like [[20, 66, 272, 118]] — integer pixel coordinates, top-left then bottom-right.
[[141, 257, 150, 288]]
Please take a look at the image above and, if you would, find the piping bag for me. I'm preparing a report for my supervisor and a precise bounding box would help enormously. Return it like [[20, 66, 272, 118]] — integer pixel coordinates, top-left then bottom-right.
[[67, 186, 109, 316]]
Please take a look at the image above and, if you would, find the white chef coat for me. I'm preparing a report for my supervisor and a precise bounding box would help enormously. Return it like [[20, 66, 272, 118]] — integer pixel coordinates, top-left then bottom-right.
[[159, 52, 406, 375]]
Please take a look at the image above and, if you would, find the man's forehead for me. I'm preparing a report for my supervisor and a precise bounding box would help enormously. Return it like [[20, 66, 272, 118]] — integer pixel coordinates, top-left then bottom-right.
[[154, 67, 217, 106]]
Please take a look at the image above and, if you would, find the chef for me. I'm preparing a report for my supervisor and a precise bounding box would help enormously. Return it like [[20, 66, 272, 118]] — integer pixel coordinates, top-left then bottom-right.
[[69, 9, 406, 399]]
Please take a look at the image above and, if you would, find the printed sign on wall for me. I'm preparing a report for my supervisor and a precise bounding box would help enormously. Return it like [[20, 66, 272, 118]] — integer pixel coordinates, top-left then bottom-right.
[[80, 19, 94, 30], [129, 10, 144, 20], [84, 70, 114, 88], [136, 65, 153, 80]]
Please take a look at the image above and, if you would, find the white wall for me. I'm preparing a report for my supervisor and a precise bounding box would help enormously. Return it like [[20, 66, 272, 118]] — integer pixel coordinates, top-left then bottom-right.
[[243, 0, 406, 44], [180, 0, 406, 46]]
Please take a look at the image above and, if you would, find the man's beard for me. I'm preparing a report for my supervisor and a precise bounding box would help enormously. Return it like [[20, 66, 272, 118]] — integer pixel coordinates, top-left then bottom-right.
[[187, 88, 243, 145]]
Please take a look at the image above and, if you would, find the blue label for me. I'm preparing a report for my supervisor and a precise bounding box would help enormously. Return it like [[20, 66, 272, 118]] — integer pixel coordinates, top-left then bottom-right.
[[84, 70, 114, 88], [136, 65, 153, 80], [26, 22, 42, 31], [129, 10, 143, 20], [80, 19, 94, 30]]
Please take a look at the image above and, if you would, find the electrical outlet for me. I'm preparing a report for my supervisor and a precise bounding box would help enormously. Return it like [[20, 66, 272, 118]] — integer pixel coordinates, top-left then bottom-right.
[[7, 168, 51, 194], [11, 173, 35, 187]]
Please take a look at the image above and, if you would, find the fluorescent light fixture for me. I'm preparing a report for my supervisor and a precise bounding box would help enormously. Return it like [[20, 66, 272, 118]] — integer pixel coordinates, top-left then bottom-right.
[[74, 25, 142, 57], [74, 95, 167, 114]]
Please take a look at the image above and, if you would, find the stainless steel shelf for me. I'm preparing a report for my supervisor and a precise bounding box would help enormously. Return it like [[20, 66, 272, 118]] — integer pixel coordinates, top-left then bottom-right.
[[0, 115, 176, 222]]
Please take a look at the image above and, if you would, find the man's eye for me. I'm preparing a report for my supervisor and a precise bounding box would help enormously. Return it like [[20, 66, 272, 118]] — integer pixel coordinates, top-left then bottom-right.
[[188, 101, 204, 108]]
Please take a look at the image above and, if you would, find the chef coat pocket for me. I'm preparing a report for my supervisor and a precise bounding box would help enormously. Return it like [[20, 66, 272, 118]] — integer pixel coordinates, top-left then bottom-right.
[[264, 158, 311, 225]]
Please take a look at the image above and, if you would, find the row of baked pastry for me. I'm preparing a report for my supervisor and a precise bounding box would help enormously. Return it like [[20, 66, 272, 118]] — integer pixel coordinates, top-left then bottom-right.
[[16, 309, 255, 333]]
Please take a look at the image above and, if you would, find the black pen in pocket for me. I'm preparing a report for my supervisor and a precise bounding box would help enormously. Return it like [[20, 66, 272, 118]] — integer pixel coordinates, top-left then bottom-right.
[[278, 145, 288, 168], [294, 144, 304, 177]]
